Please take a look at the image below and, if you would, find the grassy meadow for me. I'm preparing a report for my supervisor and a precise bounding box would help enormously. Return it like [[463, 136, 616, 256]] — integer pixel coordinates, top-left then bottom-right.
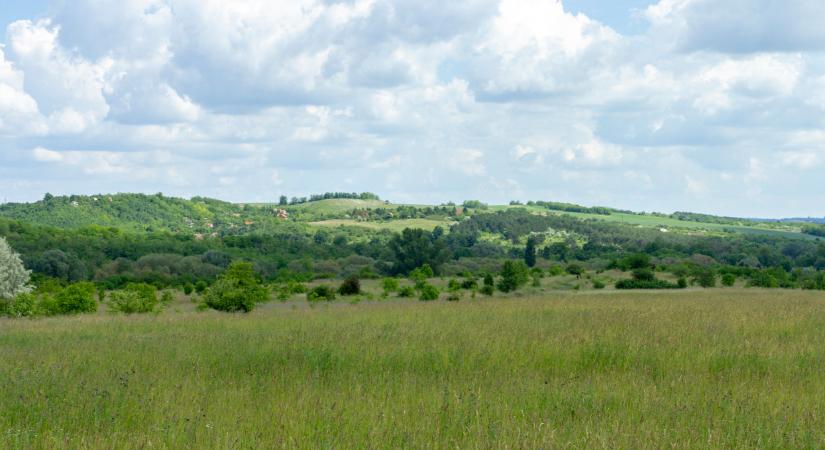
[[3, 289, 825, 448]]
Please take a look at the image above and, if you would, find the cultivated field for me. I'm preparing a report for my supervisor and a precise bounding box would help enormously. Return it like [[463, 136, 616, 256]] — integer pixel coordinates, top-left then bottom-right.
[[2, 290, 825, 448]]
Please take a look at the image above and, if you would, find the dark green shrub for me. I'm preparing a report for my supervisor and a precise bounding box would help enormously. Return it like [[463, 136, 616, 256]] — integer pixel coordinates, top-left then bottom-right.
[[566, 264, 585, 278], [183, 283, 194, 295], [632, 268, 656, 282], [547, 265, 565, 276], [203, 262, 268, 312], [160, 290, 174, 304], [480, 285, 494, 296], [721, 273, 736, 287], [460, 277, 478, 290], [447, 279, 462, 292], [398, 286, 416, 298], [195, 280, 208, 294], [615, 279, 681, 290], [419, 284, 440, 301], [693, 268, 717, 288], [4, 293, 36, 317], [54, 282, 97, 314], [308, 285, 336, 302], [338, 275, 361, 296], [592, 280, 606, 290], [678, 277, 688, 289]]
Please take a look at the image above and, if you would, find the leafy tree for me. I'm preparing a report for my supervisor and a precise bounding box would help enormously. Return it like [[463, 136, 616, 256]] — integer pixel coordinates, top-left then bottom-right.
[[524, 237, 537, 268], [0, 237, 32, 301], [498, 260, 530, 293], [721, 273, 736, 287], [279, 195, 288, 206], [693, 268, 717, 288], [389, 228, 449, 275], [632, 268, 655, 282], [203, 262, 268, 312]]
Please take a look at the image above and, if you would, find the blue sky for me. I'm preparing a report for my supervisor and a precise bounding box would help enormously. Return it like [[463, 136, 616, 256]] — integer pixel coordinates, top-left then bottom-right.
[[1, 0, 824, 217]]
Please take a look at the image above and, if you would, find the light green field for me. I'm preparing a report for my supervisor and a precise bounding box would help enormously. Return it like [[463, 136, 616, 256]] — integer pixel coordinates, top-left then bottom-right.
[[288, 198, 389, 214], [3, 290, 825, 448], [311, 218, 451, 232]]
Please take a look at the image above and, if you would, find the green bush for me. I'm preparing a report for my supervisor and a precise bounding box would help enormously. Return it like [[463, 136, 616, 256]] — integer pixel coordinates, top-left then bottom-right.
[[381, 278, 400, 294], [547, 265, 565, 277], [632, 268, 656, 282], [480, 285, 494, 296], [338, 275, 361, 296], [460, 277, 478, 290], [398, 286, 416, 298], [203, 262, 268, 313], [183, 283, 194, 295], [54, 282, 98, 314], [693, 268, 717, 288], [447, 279, 462, 292], [419, 284, 440, 301], [4, 293, 37, 317], [566, 264, 585, 278], [194, 280, 208, 294], [721, 273, 736, 287], [160, 290, 174, 304], [308, 285, 336, 302], [592, 280, 606, 290], [498, 260, 530, 293]]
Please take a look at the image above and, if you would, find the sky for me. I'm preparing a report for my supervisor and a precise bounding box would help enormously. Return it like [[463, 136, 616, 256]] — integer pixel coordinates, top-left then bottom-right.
[[1, 0, 824, 217]]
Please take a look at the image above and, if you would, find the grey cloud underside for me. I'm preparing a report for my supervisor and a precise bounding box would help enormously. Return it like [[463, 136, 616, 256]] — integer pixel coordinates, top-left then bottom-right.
[[1, 0, 825, 217]]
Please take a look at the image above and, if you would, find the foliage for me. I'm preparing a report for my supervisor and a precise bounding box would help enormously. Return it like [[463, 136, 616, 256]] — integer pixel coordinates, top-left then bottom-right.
[[418, 284, 440, 301], [524, 237, 537, 268], [109, 283, 159, 314], [203, 262, 268, 313], [693, 268, 717, 288], [498, 260, 530, 293], [54, 282, 98, 314], [381, 278, 400, 294], [0, 237, 32, 300], [566, 264, 585, 278], [615, 279, 682, 289], [721, 273, 736, 287], [397, 286, 416, 298], [338, 275, 361, 296], [307, 285, 337, 302]]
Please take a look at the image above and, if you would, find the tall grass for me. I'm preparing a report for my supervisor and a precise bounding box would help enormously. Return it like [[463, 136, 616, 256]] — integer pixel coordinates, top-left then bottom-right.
[[2, 290, 825, 448]]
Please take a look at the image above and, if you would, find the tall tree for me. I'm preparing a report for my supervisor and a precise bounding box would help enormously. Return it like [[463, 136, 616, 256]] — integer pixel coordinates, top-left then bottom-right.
[[0, 237, 32, 300], [524, 237, 537, 267]]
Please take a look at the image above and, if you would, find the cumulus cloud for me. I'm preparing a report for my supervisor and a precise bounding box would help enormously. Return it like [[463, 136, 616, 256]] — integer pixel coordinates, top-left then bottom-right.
[[1, 0, 825, 216]]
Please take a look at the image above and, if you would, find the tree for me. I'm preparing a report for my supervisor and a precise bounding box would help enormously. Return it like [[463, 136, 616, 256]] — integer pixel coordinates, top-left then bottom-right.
[[524, 237, 537, 268], [279, 195, 288, 206], [0, 237, 32, 300], [566, 263, 585, 279], [389, 228, 449, 275], [498, 260, 530, 293], [203, 262, 268, 312], [54, 282, 97, 314], [338, 275, 361, 296]]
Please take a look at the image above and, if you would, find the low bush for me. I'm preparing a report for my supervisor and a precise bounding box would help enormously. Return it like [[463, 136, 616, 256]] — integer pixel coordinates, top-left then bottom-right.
[[419, 284, 440, 301], [54, 282, 98, 314], [615, 279, 682, 290], [721, 273, 736, 287], [203, 262, 268, 313], [108, 283, 160, 314], [398, 286, 416, 298], [381, 278, 400, 294], [308, 285, 337, 302], [338, 275, 361, 296], [592, 280, 606, 290]]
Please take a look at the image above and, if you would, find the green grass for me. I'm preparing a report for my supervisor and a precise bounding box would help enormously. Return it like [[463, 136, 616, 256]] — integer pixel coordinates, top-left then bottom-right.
[[3, 290, 825, 448], [286, 199, 389, 214]]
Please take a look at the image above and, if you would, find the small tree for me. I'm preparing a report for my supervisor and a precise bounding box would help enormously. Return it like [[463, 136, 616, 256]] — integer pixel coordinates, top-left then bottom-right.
[[381, 278, 400, 294], [419, 284, 440, 301], [566, 263, 585, 279], [203, 262, 268, 312], [721, 273, 736, 287], [498, 260, 530, 293], [0, 237, 32, 301]]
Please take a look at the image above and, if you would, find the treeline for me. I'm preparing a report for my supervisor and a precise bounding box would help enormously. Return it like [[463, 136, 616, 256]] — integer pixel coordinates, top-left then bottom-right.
[[802, 225, 825, 238], [280, 192, 380, 205], [527, 201, 614, 216]]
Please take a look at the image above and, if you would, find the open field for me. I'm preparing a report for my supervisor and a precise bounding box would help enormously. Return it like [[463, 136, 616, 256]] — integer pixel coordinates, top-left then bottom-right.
[[3, 290, 825, 448]]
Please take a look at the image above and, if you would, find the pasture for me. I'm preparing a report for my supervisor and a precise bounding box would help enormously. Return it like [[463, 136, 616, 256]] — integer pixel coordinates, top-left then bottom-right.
[[2, 290, 825, 448]]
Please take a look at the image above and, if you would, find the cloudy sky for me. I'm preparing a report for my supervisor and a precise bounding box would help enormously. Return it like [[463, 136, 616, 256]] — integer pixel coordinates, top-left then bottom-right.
[[1, 0, 824, 217]]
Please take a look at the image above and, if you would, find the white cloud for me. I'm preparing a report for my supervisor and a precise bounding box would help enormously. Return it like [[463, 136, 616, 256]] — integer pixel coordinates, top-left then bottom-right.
[[32, 147, 62, 162]]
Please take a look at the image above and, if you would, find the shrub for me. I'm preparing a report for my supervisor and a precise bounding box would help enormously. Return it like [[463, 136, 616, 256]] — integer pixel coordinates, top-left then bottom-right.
[[615, 279, 682, 290], [480, 285, 495, 296], [592, 280, 606, 290], [4, 293, 37, 317], [161, 290, 174, 304], [203, 262, 268, 313], [693, 268, 717, 288], [308, 285, 337, 302], [447, 292, 462, 302], [721, 273, 736, 287], [194, 280, 208, 294], [0, 237, 32, 301], [338, 275, 361, 296], [483, 273, 495, 287], [460, 277, 478, 290], [183, 283, 194, 295], [419, 284, 440, 301], [678, 277, 688, 289], [547, 265, 565, 277], [447, 279, 462, 292], [398, 286, 416, 298], [632, 268, 656, 282], [409, 264, 434, 289], [566, 264, 585, 278], [498, 260, 530, 293], [54, 282, 98, 314], [108, 283, 160, 314], [381, 278, 400, 294]]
